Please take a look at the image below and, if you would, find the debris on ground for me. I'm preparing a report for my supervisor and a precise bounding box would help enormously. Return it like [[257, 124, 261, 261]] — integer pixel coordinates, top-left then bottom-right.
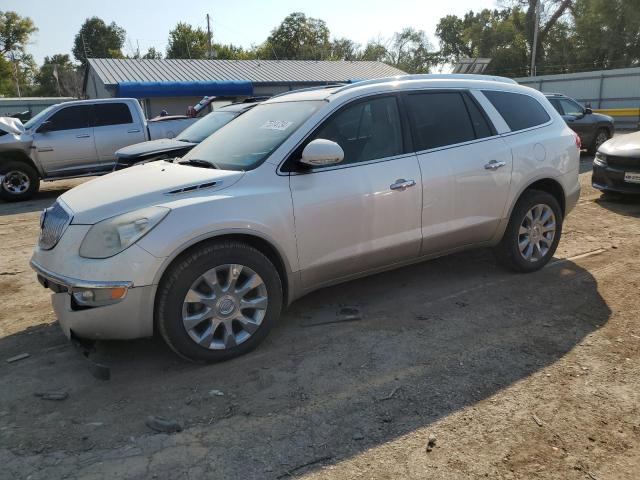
[[145, 415, 183, 433], [378, 386, 401, 401], [300, 307, 363, 327], [532, 414, 544, 427], [34, 390, 68, 401], [352, 432, 365, 441], [426, 433, 437, 452], [208, 389, 225, 396], [6, 353, 30, 363]]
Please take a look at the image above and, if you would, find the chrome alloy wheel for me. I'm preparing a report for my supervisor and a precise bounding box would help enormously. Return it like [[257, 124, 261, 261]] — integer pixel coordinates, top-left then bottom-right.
[[1, 170, 30, 194], [518, 204, 556, 262], [181, 264, 268, 350]]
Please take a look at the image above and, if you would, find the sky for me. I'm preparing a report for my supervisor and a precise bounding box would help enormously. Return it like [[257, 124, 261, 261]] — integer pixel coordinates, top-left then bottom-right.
[[5, 0, 498, 66]]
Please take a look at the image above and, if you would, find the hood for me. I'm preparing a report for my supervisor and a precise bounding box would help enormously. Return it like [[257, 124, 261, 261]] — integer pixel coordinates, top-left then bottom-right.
[[599, 131, 640, 157], [591, 112, 614, 123], [0, 117, 25, 135], [62, 160, 244, 224], [115, 138, 197, 160]]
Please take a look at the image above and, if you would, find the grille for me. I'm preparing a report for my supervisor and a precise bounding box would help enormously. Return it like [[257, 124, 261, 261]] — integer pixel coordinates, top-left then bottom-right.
[[606, 155, 640, 170], [38, 201, 72, 250]]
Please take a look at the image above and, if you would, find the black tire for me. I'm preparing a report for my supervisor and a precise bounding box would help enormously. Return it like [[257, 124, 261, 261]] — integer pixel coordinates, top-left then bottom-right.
[[156, 241, 283, 362], [494, 189, 563, 273], [587, 128, 610, 155], [0, 161, 40, 202]]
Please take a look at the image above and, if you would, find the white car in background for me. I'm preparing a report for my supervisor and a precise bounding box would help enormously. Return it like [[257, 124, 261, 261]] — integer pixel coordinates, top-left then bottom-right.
[[31, 74, 581, 362]]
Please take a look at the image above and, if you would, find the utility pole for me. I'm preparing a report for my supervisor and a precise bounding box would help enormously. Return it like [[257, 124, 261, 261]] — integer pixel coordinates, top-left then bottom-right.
[[206, 14, 213, 59], [530, 0, 540, 77]]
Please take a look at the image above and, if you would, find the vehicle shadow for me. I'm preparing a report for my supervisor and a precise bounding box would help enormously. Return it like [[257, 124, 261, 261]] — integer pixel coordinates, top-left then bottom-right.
[[0, 249, 611, 479], [594, 193, 640, 218]]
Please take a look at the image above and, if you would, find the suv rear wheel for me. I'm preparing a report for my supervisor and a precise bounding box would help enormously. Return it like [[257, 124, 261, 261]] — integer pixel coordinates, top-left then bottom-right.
[[156, 241, 283, 362], [0, 161, 40, 202], [495, 190, 563, 272]]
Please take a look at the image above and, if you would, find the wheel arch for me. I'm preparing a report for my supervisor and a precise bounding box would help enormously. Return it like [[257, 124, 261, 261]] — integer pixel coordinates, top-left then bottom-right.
[[152, 230, 295, 312], [0, 150, 42, 177]]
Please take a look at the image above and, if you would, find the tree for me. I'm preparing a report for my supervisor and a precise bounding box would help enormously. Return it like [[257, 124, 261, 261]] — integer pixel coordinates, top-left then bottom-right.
[[142, 47, 162, 59], [0, 11, 37, 96], [386, 27, 438, 73], [72, 17, 126, 66], [35, 54, 80, 97], [166, 22, 209, 59], [571, 0, 640, 70], [0, 10, 37, 57], [359, 40, 388, 62], [330, 38, 360, 60], [212, 43, 256, 60], [261, 12, 330, 60]]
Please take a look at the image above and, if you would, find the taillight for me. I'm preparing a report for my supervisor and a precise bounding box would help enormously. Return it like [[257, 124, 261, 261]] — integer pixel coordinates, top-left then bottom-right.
[[574, 133, 581, 150]]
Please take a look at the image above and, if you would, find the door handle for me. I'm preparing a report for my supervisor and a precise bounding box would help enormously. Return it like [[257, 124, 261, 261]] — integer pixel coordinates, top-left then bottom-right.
[[390, 179, 416, 191], [76, 134, 90, 138], [484, 160, 506, 170], [127, 129, 141, 133]]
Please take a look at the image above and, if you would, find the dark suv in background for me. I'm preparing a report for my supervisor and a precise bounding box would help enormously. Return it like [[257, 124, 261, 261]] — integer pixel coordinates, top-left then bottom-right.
[[545, 93, 614, 154]]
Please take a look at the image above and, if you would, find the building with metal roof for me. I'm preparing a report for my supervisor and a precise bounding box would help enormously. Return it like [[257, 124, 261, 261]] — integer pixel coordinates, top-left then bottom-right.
[[84, 58, 405, 117]]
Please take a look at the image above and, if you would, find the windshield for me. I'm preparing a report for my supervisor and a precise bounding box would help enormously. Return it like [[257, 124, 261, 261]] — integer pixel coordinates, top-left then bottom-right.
[[176, 110, 236, 143], [182, 101, 324, 171], [24, 104, 57, 130]]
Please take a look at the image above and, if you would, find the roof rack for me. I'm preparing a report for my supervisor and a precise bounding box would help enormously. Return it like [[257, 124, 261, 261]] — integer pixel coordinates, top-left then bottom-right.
[[331, 73, 518, 94], [271, 84, 345, 99]]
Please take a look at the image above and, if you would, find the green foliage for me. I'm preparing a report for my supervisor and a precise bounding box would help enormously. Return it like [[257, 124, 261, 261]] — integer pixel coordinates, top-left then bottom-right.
[[72, 17, 126, 66], [166, 22, 210, 59], [142, 47, 162, 60], [387, 27, 439, 73], [261, 12, 331, 60], [35, 54, 80, 97], [0, 10, 37, 96]]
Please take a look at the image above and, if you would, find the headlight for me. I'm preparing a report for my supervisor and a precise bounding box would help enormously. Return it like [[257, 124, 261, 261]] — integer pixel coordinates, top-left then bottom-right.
[[594, 152, 607, 166], [79, 206, 170, 259]]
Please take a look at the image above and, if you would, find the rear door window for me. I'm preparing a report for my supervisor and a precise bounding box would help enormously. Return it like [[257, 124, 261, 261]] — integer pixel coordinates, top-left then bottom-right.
[[482, 90, 551, 131], [405, 92, 478, 151], [93, 103, 134, 127], [44, 105, 91, 131]]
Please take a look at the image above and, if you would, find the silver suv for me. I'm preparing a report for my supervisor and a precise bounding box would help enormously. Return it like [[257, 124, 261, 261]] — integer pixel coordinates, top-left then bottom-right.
[[31, 74, 581, 362]]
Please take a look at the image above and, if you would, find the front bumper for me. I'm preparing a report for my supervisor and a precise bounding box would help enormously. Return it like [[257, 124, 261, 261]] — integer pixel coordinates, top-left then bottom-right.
[[31, 259, 156, 340], [592, 164, 640, 194]]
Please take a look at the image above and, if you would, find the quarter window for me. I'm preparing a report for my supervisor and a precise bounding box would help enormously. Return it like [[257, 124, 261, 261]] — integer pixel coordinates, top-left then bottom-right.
[[406, 92, 477, 150], [93, 103, 133, 126], [309, 96, 403, 165], [483, 90, 551, 131], [44, 105, 91, 131]]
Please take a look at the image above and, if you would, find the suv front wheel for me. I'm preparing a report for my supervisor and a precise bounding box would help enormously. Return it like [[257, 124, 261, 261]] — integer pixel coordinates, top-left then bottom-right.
[[156, 241, 283, 362], [0, 161, 40, 202], [495, 190, 563, 272]]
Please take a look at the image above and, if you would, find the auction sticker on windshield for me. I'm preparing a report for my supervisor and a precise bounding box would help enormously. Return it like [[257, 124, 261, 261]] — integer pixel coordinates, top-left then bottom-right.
[[260, 120, 293, 131]]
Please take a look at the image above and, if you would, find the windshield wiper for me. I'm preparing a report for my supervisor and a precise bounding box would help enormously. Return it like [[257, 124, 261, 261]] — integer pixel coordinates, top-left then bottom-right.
[[177, 158, 218, 169]]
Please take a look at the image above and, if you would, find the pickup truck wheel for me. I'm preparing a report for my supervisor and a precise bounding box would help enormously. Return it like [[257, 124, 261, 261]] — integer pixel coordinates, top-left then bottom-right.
[[494, 190, 563, 273], [0, 161, 40, 202], [156, 241, 283, 362], [588, 128, 610, 155]]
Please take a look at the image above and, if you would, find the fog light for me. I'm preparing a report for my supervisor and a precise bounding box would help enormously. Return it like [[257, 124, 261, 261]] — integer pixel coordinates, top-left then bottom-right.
[[72, 287, 128, 307]]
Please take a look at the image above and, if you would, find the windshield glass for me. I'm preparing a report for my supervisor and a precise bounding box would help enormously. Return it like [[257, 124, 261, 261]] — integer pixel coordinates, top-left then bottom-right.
[[182, 101, 324, 171], [24, 105, 57, 130], [177, 110, 237, 143]]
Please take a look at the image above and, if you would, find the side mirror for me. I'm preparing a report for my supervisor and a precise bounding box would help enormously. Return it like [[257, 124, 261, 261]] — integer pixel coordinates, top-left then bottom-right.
[[37, 120, 53, 133], [584, 107, 593, 115], [300, 139, 344, 167]]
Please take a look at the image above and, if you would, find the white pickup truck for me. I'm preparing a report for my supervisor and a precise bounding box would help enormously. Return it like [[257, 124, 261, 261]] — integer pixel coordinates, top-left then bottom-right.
[[0, 98, 197, 201]]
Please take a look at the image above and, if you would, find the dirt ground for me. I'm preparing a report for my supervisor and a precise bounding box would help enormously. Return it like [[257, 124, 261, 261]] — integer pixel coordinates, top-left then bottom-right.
[[0, 153, 639, 480]]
